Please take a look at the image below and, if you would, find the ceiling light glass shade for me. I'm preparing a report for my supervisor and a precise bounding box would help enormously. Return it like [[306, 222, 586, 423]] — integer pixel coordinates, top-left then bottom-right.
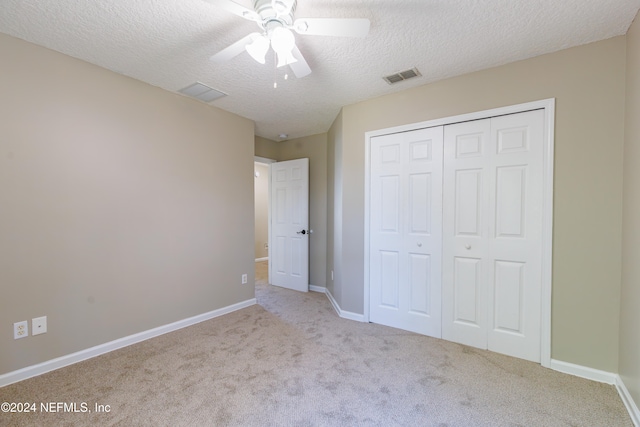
[[276, 50, 298, 67], [245, 35, 269, 64], [271, 27, 297, 67], [271, 26, 295, 53]]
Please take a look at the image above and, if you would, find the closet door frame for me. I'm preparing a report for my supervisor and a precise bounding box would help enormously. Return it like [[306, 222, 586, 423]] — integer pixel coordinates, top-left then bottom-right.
[[363, 98, 555, 368]]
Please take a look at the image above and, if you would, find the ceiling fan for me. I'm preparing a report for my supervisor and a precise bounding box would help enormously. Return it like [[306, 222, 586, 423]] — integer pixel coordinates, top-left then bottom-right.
[[205, 0, 370, 78]]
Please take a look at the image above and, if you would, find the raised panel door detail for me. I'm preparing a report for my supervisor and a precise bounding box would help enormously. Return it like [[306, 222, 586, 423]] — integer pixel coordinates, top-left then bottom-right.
[[495, 166, 526, 238], [493, 260, 525, 334], [380, 175, 400, 232], [292, 166, 302, 180], [409, 173, 431, 235], [455, 169, 482, 236], [409, 253, 430, 315], [276, 169, 287, 182], [497, 127, 529, 154], [410, 139, 432, 162], [292, 187, 301, 225], [453, 257, 481, 325], [275, 236, 286, 274], [381, 144, 400, 164], [291, 237, 302, 277], [379, 250, 400, 308], [455, 134, 483, 158], [275, 188, 286, 224]]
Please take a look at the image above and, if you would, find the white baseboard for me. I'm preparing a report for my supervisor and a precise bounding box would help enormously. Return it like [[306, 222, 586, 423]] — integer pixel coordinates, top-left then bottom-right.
[[549, 359, 640, 426], [309, 285, 326, 293], [616, 376, 640, 427], [255, 257, 268, 262], [324, 289, 365, 322], [0, 298, 257, 388], [549, 359, 617, 384]]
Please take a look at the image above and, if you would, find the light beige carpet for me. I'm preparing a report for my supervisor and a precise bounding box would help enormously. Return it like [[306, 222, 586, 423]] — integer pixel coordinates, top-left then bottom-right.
[[0, 261, 632, 426]]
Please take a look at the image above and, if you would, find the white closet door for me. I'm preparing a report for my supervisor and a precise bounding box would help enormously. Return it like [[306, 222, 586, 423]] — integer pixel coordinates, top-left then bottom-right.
[[442, 119, 492, 349], [487, 110, 544, 362], [369, 127, 443, 337], [442, 110, 544, 362]]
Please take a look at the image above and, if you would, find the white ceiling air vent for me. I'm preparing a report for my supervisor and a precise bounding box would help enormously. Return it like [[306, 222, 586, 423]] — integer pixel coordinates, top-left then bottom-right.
[[178, 82, 227, 102], [383, 67, 422, 85]]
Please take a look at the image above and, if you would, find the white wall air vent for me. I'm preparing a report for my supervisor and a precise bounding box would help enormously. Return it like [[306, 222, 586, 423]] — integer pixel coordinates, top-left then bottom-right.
[[383, 67, 422, 85], [178, 82, 227, 102]]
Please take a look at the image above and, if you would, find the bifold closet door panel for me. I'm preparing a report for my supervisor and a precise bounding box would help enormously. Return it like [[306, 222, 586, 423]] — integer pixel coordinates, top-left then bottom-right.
[[369, 127, 443, 337], [442, 119, 492, 350], [442, 110, 544, 363], [487, 110, 544, 363]]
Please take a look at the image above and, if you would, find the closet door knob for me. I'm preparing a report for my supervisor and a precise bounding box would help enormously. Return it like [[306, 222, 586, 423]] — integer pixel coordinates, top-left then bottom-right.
[[465, 244, 471, 250], [417, 243, 422, 247]]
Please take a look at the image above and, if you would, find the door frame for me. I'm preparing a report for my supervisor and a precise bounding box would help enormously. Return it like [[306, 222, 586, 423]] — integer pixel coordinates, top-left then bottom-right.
[[363, 98, 555, 368], [255, 156, 277, 285]]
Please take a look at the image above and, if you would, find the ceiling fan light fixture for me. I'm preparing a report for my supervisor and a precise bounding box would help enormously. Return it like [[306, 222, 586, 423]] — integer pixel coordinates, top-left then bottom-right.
[[271, 27, 297, 67], [271, 26, 295, 54], [246, 35, 269, 64], [277, 50, 298, 67]]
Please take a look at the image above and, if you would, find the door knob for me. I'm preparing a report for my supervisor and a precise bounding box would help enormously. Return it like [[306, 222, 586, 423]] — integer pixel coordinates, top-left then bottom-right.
[[465, 244, 471, 250], [296, 230, 308, 235], [417, 243, 422, 247]]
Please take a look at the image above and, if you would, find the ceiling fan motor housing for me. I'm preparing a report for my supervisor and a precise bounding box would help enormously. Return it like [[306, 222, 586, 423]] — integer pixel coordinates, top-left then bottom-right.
[[254, 0, 296, 29]]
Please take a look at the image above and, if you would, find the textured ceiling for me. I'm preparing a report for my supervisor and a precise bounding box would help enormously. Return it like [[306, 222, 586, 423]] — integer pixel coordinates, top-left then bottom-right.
[[1, 0, 639, 140]]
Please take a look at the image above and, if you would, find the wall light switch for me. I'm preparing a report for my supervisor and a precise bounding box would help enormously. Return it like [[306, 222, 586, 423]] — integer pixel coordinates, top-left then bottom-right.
[[32, 316, 47, 336]]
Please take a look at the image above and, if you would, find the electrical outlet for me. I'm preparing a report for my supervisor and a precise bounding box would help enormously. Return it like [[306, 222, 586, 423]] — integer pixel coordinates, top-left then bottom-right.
[[241, 274, 248, 284], [32, 316, 47, 336], [14, 321, 28, 339]]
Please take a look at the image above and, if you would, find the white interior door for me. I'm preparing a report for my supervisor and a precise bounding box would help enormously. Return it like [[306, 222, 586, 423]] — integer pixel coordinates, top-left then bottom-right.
[[442, 110, 544, 362], [487, 110, 543, 362], [369, 127, 443, 337], [441, 119, 492, 349], [270, 158, 309, 292]]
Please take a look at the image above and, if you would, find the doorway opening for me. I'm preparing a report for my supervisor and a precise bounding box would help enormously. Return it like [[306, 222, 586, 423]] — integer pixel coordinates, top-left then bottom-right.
[[254, 157, 275, 289]]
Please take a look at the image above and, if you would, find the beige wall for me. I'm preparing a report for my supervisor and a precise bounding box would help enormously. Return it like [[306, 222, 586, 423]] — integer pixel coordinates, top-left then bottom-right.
[[254, 163, 269, 260], [331, 37, 626, 372], [620, 12, 640, 407], [254, 136, 280, 160], [254, 134, 328, 288], [0, 34, 256, 375]]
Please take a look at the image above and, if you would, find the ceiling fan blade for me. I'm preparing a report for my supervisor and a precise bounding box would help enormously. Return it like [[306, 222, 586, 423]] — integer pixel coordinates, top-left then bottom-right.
[[202, 0, 260, 22], [210, 32, 260, 63], [289, 45, 312, 78], [292, 18, 370, 38]]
